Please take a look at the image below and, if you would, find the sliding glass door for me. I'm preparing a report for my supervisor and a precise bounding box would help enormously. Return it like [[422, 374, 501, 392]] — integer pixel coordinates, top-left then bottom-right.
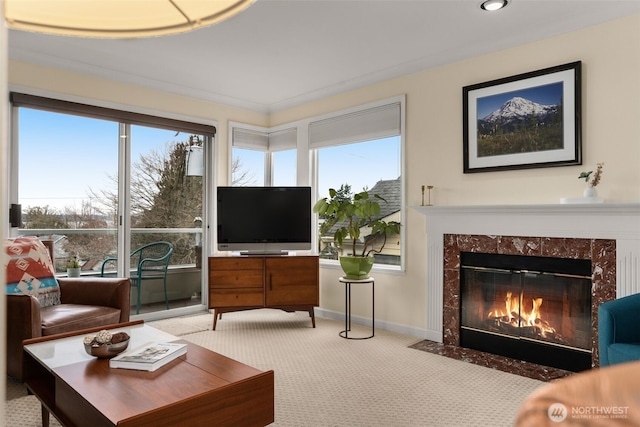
[[128, 125, 204, 312], [16, 108, 120, 277], [12, 95, 213, 318]]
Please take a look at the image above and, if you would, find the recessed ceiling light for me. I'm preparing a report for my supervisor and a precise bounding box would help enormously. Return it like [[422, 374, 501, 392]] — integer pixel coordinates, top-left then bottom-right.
[[481, 0, 509, 11]]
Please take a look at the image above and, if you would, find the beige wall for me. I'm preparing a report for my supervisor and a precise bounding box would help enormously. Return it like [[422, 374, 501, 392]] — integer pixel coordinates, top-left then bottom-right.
[[271, 15, 640, 335], [272, 15, 640, 206], [8, 61, 270, 186], [7, 14, 640, 336]]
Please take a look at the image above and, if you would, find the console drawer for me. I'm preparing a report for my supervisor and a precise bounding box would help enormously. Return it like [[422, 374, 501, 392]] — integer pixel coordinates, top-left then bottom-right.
[[211, 289, 264, 307], [209, 270, 263, 288], [209, 257, 263, 270]]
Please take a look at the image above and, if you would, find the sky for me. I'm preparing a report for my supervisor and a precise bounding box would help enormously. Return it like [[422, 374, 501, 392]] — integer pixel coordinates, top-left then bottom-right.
[[18, 107, 401, 212], [476, 82, 564, 119], [316, 137, 401, 197], [235, 136, 402, 198], [18, 108, 183, 211]]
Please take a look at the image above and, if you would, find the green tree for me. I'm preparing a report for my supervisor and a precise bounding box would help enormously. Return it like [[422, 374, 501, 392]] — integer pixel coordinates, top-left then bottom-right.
[[23, 134, 206, 269], [23, 206, 66, 229], [129, 135, 203, 264], [86, 134, 203, 265], [62, 201, 115, 269], [23, 202, 114, 272]]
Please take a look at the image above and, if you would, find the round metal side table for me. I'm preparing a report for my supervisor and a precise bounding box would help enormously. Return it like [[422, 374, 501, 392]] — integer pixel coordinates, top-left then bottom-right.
[[339, 276, 374, 339]]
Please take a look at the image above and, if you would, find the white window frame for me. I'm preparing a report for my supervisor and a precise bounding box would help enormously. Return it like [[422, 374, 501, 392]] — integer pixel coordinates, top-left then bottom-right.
[[309, 96, 405, 274], [229, 122, 298, 186]]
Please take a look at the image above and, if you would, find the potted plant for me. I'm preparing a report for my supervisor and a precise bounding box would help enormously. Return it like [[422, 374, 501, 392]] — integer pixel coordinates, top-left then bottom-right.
[[313, 187, 401, 279], [579, 162, 604, 198], [66, 256, 82, 277]]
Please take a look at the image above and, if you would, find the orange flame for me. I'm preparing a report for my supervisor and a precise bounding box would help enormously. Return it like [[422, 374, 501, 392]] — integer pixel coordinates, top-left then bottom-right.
[[487, 292, 556, 338]]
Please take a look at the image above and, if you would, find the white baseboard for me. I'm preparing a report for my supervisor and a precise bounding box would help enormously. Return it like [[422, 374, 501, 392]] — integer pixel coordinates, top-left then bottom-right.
[[134, 304, 208, 322], [314, 307, 427, 339]]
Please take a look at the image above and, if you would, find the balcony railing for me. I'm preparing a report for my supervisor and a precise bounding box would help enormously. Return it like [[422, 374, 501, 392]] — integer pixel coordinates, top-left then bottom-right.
[[15, 227, 204, 275], [16, 227, 205, 315]]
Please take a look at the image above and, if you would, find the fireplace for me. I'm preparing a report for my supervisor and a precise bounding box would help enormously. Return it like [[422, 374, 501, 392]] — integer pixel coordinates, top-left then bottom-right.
[[459, 252, 592, 372], [413, 203, 640, 379], [442, 234, 615, 370]]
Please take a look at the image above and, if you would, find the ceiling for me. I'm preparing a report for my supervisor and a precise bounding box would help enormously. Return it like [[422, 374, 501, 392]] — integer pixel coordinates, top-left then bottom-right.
[[8, 0, 640, 114]]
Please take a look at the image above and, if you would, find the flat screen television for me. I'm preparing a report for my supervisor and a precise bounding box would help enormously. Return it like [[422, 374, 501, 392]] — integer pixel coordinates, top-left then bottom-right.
[[217, 186, 312, 255]]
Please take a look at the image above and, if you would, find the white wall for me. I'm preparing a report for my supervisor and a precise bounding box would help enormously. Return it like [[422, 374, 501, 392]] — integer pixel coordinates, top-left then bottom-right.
[[7, 14, 640, 337]]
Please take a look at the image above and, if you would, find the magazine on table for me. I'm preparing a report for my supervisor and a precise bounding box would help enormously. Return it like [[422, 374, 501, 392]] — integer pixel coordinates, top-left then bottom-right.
[[109, 341, 187, 372]]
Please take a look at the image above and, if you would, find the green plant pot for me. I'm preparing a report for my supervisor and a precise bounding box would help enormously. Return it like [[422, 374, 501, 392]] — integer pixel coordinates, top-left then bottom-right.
[[339, 256, 374, 280]]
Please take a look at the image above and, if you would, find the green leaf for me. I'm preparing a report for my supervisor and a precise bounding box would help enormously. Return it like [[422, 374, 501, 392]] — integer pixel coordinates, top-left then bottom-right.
[[373, 194, 387, 203], [312, 199, 327, 214], [578, 171, 593, 182]]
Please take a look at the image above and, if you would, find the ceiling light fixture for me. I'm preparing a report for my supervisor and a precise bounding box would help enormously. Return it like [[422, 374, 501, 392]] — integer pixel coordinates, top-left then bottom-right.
[[4, 0, 255, 38], [480, 0, 509, 11]]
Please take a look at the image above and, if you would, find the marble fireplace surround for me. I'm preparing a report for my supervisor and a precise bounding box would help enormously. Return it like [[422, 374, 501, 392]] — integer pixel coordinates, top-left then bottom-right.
[[414, 204, 640, 375], [444, 233, 614, 368]]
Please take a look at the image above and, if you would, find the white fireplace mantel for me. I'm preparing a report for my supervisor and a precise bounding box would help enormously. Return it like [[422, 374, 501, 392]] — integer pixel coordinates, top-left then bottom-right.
[[414, 203, 640, 342]]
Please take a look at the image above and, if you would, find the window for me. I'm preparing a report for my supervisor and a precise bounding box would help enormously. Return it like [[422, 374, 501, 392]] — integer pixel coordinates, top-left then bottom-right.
[[230, 125, 297, 186], [228, 98, 405, 271], [315, 137, 401, 266], [316, 138, 401, 198], [232, 147, 265, 186], [272, 149, 296, 186], [17, 107, 120, 276], [268, 127, 297, 186], [310, 101, 403, 268], [11, 93, 215, 316], [129, 125, 204, 268]]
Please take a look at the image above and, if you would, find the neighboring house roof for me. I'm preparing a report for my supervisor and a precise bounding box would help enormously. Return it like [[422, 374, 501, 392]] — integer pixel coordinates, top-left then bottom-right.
[[368, 177, 401, 220], [325, 177, 401, 236]]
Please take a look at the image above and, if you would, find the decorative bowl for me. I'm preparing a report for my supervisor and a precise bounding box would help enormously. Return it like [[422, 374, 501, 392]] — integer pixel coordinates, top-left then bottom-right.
[[84, 338, 130, 359]]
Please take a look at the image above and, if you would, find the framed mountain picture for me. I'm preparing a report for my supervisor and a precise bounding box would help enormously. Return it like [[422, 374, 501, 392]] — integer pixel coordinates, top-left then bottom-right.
[[463, 61, 582, 173]]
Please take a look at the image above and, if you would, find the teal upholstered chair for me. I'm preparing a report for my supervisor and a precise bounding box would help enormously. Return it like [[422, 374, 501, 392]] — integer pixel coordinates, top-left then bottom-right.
[[598, 292, 640, 367], [101, 242, 173, 314]]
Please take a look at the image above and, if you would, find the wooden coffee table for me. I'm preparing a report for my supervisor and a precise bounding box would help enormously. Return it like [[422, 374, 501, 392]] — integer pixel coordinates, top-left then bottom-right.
[[22, 321, 274, 427]]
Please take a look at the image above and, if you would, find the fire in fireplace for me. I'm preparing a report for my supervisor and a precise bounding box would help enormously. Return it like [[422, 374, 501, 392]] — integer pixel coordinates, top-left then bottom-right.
[[486, 291, 568, 346], [460, 252, 593, 372]]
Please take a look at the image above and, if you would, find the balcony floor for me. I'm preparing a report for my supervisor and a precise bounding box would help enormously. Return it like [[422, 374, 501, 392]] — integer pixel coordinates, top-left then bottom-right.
[[135, 297, 202, 315]]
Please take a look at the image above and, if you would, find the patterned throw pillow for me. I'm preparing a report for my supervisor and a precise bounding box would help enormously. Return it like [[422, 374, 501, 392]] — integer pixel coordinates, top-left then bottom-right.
[[4, 236, 61, 307]]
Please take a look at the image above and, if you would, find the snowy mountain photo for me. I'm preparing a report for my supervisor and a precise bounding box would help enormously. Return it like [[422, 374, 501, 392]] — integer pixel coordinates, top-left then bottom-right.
[[480, 96, 558, 130], [475, 94, 563, 158], [463, 62, 581, 173]]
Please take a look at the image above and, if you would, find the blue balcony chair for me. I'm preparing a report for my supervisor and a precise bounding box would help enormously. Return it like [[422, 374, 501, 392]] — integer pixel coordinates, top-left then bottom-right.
[[598, 292, 640, 367], [100, 241, 173, 314]]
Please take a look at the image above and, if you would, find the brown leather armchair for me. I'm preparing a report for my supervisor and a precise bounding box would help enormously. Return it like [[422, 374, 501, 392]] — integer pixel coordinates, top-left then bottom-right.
[[6, 277, 131, 381]]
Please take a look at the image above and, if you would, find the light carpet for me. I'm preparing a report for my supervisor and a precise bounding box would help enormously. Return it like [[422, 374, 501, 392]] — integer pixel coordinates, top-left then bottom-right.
[[6, 310, 544, 426]]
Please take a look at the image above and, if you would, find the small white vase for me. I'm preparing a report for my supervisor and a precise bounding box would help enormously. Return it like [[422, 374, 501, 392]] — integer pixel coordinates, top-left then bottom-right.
[[67, 267, 81, 278], [583, 186, 597, 198]]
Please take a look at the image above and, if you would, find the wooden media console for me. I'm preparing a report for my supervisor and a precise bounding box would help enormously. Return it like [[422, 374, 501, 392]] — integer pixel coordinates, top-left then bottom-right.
[[208, 255, 319, 330]]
